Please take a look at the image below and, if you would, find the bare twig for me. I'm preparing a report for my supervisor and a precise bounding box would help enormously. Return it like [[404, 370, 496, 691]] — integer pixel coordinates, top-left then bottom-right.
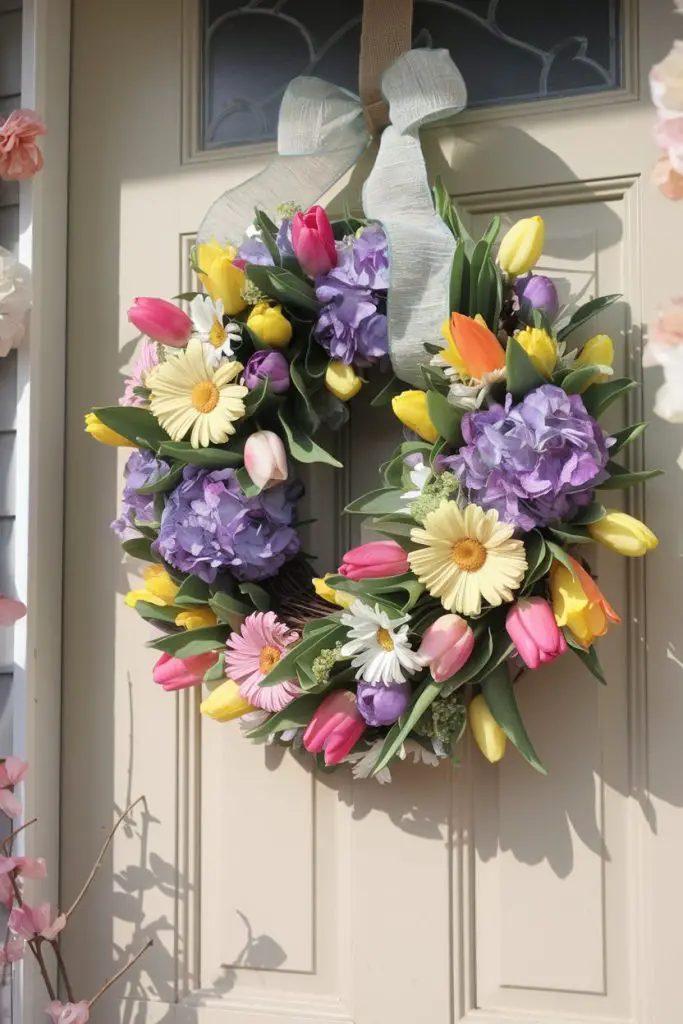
[[65, 796, 145, 921], [88, 939, 153, 1008], [50, 938, 75, 1003], [0, 817, 38, 856]]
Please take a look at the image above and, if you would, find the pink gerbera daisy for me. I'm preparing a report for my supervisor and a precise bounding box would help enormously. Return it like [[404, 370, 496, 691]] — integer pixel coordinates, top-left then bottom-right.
[[226, 611, 300, 713], [120, 340, 160, 407]]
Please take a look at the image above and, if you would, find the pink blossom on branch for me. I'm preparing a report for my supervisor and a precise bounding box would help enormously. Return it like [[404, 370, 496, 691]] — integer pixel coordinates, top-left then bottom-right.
[[0, 595, 27, 626], [0, 109, 46, 181], [0, 755, 29, 819], [9, 902, 65, 940], [0, 937, 24, 964], [46, 1002, 90, 1024]]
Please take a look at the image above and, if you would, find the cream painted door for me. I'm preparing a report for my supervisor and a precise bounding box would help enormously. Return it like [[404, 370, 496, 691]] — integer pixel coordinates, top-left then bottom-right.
[[61, 2, 683, 1022]]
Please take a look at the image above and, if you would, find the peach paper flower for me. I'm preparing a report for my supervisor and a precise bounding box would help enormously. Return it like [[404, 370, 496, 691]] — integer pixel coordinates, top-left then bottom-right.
[[0, 109, 46, 181]]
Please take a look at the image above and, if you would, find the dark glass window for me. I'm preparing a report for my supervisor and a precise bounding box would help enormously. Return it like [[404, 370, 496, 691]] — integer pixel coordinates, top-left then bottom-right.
[[202, 0, 622, 150]]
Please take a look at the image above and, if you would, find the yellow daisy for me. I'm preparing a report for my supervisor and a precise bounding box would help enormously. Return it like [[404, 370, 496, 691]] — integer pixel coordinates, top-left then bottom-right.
[[147, 338, 248, 449], [408, 501, 527, 616]]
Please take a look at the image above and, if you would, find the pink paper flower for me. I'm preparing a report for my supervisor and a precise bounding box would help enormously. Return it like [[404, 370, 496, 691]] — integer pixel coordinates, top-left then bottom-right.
[[0, 109, 46, 181], [9, 902, 65, 940], [0, 755, 28, 819], [0, 937, 24, 964], [120, 340, 160, 407], [226, 611, 300, 713], [0, 595, 27, 626], [46, 1002, 90, 1024], [652, 154, 683, 200]]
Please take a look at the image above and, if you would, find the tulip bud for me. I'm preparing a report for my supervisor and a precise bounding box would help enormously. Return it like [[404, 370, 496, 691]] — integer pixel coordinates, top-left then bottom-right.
[[392, 390, 439, 443], [468, 694, 507, 763], [127, 297, 192, 347], [588, 510, 659, 557], [497, 216, 545, 278], [339, 540, 409, 580], [200, 679, 256, 722], [244, 430, 288, 490], [303, 690, 366, 765], [312, 575, 355, 609], [247, 301, 293, 348], [417, 613, 474, 682], [325, 360, 362, 401], [357, 681, 411, 726], [196, 241, 247, 315], [505, 597, 567, 671], [513, 327, 558, 377], [84, 412, 133, 447], [514, 273, 559, 321], [291, 205, 337, 277], [153, 651, 218, 692], [243, 350, 290, 393], [573, 334, 614, 390]]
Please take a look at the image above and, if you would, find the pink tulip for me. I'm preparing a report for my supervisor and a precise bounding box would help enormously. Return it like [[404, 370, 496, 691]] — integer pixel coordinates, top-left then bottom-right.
[[303, 691, 366, 766], [46, 1002, 90, 1024], [339, 540, 409, 580], [153, 651, 218, 692], [0, 595, 26, 626], [243, 430, 288, 490], [127, 297, 192, 346], [506, 597, 567, 670], [0, 109, 46, 181], [9, 902, 65, 941], [417, 614, 474, 682], [291, 205, 337, 276], [0, 937, 24, 964]]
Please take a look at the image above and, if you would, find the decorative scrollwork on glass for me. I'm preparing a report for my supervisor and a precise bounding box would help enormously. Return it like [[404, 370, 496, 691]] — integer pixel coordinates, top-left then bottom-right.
[[202, 0, 622, 150]]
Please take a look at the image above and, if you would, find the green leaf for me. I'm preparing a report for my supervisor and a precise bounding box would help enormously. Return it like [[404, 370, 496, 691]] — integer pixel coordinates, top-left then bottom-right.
[[172, 291, 201, 302], [246, 264, 319, 314], [441, 629, 494, 697], [204, 653, 226, 683], [371, 374, 404, 408], [254, 208, 281, 265], [546, 540, 577, 576], [476, 257, 498, 330], [243, 377, 272, 418], [571, 500, 606, 526], [296, 659, 321, 692], [609, 421, 648, 456], [156, 441, 244, 468], [481, 665, 546, 773], [597, 463, 663, 489], [420, 364, 449, 394], [238, 581, 270, 611], [372, 680, 443, 776], [121, 537, 160, 563], [147, 625, 230, 657], [505, 338, 547, 402], [136, 462, 185, 495], [547, 523, 593, 545], [209, 589, 252, 628], [305, 337, 329, 379], [326, 572, 424, 613], [581, 377, 638, 418], [134, 600, 181, 624], [234, 466, 261, 497], [290, 353, 320, 433], [426, 390, 464, 446], [93, 406, 170, 448], [521, 531, 548, 591], [369, 515, 417, 548], [449, 241, 469, 316], [278, 405, 342, 467], [344, 487, 402, 515], [468, 238, 489, 316], [482, 214, 501, 247], [556, 293, 621, 341], [174, 575, 211, 608], [560, 365, 601, 395], [564, 633, 607, 684], [260, 624, 345, 686], [246, 694, 325, 739]]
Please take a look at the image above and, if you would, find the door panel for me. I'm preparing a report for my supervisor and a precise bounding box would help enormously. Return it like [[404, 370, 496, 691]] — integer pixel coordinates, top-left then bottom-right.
[[62, 2, 681, 1022]]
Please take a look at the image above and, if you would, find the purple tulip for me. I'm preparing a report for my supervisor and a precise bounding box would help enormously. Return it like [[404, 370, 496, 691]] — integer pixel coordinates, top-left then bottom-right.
[[244, 350, 290, 394], [514, 273, 560, 321], [356, 681, 411, 727]]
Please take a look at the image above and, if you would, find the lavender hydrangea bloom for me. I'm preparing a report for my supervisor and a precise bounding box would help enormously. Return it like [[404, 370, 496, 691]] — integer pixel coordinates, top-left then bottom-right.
[[275, 218, 294, 256], [111, 450, 170, 540], [236, 218, 294, 266], [444, 385, 614, 532], [154, 466, 301, 583]]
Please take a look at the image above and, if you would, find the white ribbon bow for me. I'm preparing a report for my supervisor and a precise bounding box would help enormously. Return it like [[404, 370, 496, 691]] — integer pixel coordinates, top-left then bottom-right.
[[197, 49, 467, 387]]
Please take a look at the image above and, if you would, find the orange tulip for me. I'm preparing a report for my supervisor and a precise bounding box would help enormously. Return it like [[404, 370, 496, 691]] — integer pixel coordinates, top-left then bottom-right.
[[449, 312, 506, 380]]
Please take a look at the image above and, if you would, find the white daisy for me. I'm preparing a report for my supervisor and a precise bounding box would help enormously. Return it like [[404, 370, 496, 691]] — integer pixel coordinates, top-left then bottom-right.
[[189, 294, 241, 368], [340, 600, 422, 685]]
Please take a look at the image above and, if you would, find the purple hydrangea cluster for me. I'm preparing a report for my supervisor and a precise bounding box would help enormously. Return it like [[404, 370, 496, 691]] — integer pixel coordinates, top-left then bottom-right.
[[313, 224, 389, 364], [111, 450, 170, 540], [236, 219, 294, 265], [153, 466, 301, 583], [444, 385, 614, 532]]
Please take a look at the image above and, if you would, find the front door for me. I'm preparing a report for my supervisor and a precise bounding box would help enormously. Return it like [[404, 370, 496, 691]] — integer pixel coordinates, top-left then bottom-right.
[[62, 2, 683, 1021]]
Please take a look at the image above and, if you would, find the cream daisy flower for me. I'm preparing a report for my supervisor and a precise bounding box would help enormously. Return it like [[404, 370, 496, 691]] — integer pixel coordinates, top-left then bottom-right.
[[189, 294, 241, 368], [147, 337, 248, 449], [408, 501, 527, 616], [340, 600, 422, 685]]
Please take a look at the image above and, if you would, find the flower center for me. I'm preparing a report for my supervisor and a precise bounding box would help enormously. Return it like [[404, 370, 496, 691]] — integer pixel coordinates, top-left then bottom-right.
[[259, 644, 281, 674], [209, 319, 227, 349], [376, 627, 395, 651], [191, 379, 219, 413], [452, 538, 487, 572]]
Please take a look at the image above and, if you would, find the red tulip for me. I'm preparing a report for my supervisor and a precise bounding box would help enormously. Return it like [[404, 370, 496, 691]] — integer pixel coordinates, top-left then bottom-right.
[[153, 651, 218, 691], [506, 597, 567, 670], [339, 540, 409, 580], [291, 205, 337, 276], [303, 691, 366, 766], [127, 297, 192, 346], [417, 614, 474, 682]]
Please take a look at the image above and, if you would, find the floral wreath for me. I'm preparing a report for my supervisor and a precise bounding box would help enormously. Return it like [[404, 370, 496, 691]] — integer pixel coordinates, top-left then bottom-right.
[[87, 180, 661, 783]]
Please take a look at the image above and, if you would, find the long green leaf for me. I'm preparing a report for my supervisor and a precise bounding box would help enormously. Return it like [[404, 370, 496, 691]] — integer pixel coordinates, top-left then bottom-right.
[[546, 540, 577, 576], [597, 464, 663, 489], [570, 500, 606, 526], [345, 487, 402, 515], [372, 680, 442, 776], [581, 378, 638, 418], [209, 589, 252, 627], [547, 523, 593, 545], [426, 391, 464, 446], [136, 463, 185, 495], [556, 293, 621, 341], [481, 665, 546, 773], [468, 239, 489, 317], [253, 208, 281, 265], [246, 264, 319, 314], [156, 441, 244, 468], [134, 601, 181, 624], [174, 575, 211, 608], [278, 405, 342, 467], [289, 353, 320, 433], [506, 338, 547, 402], [93, 406, 170, 448], [147, 625, 230, 657], [609, 421, 648, 456], [260, 623, 344, 686], [246, 694, 325, 739], [449, 241, 468, 315], [560, 365, 601, 395], [121, 537, 160, 563], [564, 632, 607, 684]]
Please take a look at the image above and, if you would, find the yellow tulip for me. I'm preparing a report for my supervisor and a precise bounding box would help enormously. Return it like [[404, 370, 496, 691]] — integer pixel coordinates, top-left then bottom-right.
[[497, 215, 545, 277], [550, 554, 620, 647], [588, 510, 658, 557], [468, 694, 507, 763], [200, 679, 255, 722], [125, 565, 179, 608], [195, 240, 247, 315], [514, 327, 558, 377], [84, 412, 133, 447], [325, 361, 362, 401], [175, 606, 218, 630], [312, 575, 355, 609], [573, 334, 614, 390], [247, 301, 293, 348], [392, 390, 439, 443], [440, 319, 468, 378]]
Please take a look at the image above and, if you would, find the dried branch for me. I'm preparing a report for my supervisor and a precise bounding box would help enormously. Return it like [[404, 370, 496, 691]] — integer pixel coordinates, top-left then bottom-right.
[[50, 938, 75, 1003], [0, 817, 38, 855], [65, 796, 145, 921], [88, 939, 153, 1008]]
